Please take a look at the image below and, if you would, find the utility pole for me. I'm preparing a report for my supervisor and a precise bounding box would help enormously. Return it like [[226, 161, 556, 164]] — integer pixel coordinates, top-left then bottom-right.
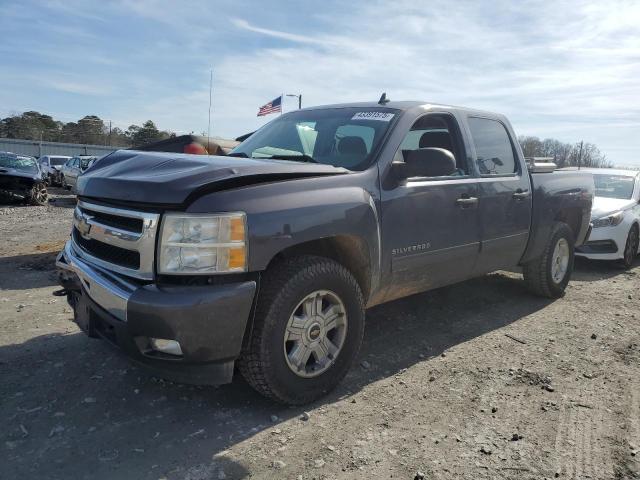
[[108, 120, 112, 146]]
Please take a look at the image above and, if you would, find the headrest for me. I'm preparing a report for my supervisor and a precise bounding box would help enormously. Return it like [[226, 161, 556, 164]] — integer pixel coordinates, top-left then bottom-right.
[[419, 131, 453, 151], [338, 136, 367, 155]]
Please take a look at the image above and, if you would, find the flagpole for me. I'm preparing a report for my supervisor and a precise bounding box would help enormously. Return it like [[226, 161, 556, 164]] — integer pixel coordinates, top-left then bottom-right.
[[207, 68, 213, 153]]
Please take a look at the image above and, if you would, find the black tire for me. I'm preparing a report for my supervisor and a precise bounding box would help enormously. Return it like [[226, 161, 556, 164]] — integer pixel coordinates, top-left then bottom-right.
[[238, 255, 365, 405], [26, 183, 48, 206], [621, 224, 639, 269], [523, 222, 574, 298]]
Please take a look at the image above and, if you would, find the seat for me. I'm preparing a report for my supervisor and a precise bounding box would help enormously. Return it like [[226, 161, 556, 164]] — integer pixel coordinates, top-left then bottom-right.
[[338, 136, 367, 155], [418, 131, 454, 152]]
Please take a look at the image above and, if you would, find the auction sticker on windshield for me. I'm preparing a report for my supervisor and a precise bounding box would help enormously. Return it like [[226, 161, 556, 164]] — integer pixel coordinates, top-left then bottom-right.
[[351, 112, 395, 122]]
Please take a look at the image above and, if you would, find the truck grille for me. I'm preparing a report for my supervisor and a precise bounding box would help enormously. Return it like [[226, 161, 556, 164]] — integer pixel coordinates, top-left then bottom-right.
[[73, 229, 140, 269], [70, 201, 160, 280], [80, 207, 144, 233]]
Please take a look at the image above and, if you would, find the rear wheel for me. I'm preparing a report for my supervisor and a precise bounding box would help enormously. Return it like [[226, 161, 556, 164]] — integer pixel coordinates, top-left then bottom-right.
[[523, 222, 574, 298], [238, 255, 365, 405], [621, 224, 639, 269]]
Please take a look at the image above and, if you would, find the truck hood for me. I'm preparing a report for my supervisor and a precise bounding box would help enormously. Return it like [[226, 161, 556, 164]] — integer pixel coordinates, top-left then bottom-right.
[[0, 167, 42, 182], [591, 196, 637, 219], [77, 150, 349, 206]]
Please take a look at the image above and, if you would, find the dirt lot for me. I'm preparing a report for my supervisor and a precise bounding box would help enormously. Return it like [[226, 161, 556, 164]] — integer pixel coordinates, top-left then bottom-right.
[[1, 190, 639, 480]]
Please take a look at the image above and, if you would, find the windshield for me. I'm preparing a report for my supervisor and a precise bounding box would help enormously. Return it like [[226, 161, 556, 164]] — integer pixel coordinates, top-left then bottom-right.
[[0, 153, 38, 172], [80, 157, 97, 169], [230, 107, 398, 170], [50, 157, 68, 166], [593, 174, 636, 199]]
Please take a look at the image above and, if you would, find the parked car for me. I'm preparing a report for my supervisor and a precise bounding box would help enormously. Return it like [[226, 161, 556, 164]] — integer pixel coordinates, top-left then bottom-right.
[[56, 100, 594, 404], [60, 155, 97, 192], [575, 168, 640, 268], [39, 155, 71, 186], [0, 152, 48, 205]]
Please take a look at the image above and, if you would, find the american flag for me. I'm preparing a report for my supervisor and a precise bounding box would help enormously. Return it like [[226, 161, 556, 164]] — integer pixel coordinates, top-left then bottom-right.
[[257, 96, 282, 116]]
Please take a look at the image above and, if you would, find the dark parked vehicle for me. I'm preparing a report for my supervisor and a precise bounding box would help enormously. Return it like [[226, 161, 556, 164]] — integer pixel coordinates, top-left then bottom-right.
[[56, 101, 594, 404], [60, 155, 97, 192], [39, 155, 71, 186], [0, 152, 48, 205]]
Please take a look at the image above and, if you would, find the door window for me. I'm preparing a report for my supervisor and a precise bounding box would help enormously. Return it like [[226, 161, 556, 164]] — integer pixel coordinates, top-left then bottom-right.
[[467, 117, 517, 175], [396, 114, 469, 177]]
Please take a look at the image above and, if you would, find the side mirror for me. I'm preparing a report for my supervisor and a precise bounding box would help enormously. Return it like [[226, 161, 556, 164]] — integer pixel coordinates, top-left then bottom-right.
[[392, 148, 457, 179]]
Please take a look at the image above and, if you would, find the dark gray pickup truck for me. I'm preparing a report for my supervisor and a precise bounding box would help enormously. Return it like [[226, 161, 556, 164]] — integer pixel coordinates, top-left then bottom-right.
[[56, 101, 594, 404]]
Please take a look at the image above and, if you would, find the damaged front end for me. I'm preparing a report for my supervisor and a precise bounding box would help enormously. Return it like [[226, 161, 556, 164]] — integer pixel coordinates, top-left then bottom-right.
[[0, 152, 48, 205]]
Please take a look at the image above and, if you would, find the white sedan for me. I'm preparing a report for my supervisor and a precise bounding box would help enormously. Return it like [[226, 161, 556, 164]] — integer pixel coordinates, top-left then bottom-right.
[[576, 168, 640, 268]]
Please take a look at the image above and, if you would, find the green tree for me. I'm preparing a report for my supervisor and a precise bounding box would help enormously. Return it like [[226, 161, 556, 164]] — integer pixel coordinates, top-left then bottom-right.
[[128, 120, 170, 147], [0, 111, 62, 141], [76, 115, 105, 144]]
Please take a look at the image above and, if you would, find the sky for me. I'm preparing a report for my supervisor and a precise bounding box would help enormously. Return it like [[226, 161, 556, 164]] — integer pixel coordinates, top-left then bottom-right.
[[1, 0, 639, 166]]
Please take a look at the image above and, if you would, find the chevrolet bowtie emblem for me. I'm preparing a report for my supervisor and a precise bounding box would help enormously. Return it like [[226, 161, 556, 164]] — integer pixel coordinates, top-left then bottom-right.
[[76, 213, 93, 239]]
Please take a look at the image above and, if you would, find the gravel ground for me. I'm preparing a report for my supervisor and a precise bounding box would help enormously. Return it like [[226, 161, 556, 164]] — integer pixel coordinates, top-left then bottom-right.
[[1, 191, 639, 480]]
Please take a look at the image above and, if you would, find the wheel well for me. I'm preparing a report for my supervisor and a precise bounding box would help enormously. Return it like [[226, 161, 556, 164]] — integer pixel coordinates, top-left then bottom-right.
[[554, 208, 582, 241], [268, 236, 372, 302]]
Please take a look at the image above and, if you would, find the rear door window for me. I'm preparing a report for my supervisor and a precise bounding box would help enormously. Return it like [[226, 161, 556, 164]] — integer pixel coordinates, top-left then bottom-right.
[[467, 117, 518, 175]]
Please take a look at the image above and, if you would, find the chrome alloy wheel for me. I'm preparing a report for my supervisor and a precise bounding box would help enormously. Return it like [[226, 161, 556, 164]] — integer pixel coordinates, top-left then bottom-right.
[[283, 290, 347, 378], [35, 186, 48, 204], [551, 238, 570, 284]]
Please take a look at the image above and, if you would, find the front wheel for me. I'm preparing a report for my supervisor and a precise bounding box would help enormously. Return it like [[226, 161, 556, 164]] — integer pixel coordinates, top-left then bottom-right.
[[238, 255, 365, 405], [26, 183, 48, 206], [621, 224, 639, 269], [523, 222, 575, 298]]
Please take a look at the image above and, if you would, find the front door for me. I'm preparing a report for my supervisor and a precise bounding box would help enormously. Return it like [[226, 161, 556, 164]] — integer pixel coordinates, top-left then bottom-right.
[[379, 113, 482, 301]]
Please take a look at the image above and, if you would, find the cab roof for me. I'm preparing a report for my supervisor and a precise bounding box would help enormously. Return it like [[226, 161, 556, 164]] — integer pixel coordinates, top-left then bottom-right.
[[300, 100, 503, 119]]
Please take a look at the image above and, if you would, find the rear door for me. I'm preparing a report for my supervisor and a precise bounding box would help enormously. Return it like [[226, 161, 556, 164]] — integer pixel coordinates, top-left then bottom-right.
[[465, 116, 532, 273]]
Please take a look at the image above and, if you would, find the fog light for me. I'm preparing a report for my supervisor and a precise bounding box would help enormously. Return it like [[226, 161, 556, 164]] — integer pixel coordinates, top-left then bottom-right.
[[149, 338, 183, 356]]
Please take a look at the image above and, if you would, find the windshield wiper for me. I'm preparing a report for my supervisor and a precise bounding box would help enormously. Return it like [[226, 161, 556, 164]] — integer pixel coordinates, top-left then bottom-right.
[[227, 152, 248, 158], [257, 154, 318, 163]]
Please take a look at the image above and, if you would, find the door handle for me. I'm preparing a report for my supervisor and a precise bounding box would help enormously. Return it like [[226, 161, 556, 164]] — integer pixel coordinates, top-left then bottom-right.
[[456, 196, 478, 208], [513, 189, 531, 200]]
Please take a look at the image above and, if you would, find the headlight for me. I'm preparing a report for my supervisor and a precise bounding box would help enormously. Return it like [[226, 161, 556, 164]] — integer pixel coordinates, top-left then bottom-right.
[[158, 213, 247, 274], [592, 211, 624, 228]]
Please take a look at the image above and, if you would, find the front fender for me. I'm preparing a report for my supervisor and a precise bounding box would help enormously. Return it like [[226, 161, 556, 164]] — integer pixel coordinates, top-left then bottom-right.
[[186, 176, 381, 292]]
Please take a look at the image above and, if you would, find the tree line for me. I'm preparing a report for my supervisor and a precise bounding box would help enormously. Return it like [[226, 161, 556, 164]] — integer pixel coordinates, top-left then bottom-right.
[[517, 136, 612, 168], [1, 111, 613, 167], [0, 111, 174, 148]]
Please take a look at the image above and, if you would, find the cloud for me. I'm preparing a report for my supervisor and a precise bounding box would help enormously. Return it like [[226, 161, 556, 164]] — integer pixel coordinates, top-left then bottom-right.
[[201, 0, 639, 164], [1, 0, 639, 165], [231, 18, 326, 45], [46, 80, 114, 96]]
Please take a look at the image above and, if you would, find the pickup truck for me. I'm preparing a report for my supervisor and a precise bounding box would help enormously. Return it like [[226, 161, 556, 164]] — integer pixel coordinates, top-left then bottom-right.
[[56, 100, 594, 404]]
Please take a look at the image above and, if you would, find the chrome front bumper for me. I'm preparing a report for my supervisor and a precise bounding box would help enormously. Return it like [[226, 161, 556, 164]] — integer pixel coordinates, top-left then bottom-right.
[[55, 240, 258, 385], [56, 240, 139, 321]]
